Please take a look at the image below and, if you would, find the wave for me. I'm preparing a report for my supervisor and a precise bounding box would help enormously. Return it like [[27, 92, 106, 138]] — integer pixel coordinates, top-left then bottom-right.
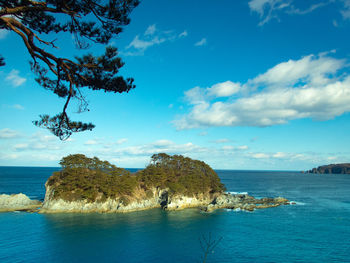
[[226, 191, 248, 195], [290, 201, 306, 206], [225, 208, 253, 212]]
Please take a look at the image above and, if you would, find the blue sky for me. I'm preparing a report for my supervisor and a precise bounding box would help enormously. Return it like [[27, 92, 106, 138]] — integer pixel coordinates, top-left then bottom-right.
[[1, 0, 350, 170]]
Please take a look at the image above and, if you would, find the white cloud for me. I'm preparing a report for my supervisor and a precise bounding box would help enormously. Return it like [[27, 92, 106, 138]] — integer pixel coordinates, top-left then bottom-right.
[[185, 81, 242, 105], [0, 128, 20, 139], [109, 140, 205, 157], [273, 152, 287, 158], [179, 30, 188, 37], [0, 153, 18, 160], [0, 29, 9, 39], [327, 156, 338, 161], [127, 35, 165, 50], [222, 145, 235, 150], [117, 138, 128, 144], [248, 0, 330, 26], [12, 104, 24, 110], [14, 143, 28, 150], [213, 139, 230, 144], [125, 25, 187, 55], [85, 139, 98, 145], [174, 53, 350, 129], [250, 153, 270, 159], [238, 145, 249, 150], [3, 104, 25, 110], [341, 0, 350, 19], [144, 24, 156, 36], [194, 38, 207, 46], [207, 81, 241, 97], [5, 70, 26, 87]]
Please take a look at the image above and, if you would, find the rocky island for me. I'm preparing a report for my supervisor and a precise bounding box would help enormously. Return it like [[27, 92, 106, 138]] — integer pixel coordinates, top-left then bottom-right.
[[0, 193, 41, 212], [306, 163, 350, 174], [39, 153, 290, 213]]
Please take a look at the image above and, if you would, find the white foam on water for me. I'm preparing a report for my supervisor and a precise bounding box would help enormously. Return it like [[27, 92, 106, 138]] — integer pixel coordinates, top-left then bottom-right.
[[290, 201, 306, 206], [226, 191, 248, 195]]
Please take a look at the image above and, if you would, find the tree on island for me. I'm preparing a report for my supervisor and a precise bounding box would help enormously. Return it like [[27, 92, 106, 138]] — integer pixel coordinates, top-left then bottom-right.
[[47, 153, 225, 202], [0, 0, 139, 140]]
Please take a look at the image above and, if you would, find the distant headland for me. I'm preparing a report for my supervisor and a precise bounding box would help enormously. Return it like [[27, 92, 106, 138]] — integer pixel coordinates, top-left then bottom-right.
[[305, 163, 350, 174], [1, 153, 291, 213]]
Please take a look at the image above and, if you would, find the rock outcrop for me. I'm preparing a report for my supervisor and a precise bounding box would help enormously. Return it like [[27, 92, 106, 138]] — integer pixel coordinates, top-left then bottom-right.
[[306, 163, 350, 174], [40, 185, 217, 213], [0, 193, 42, 212], [41, 183, 290, 213], [203, 194, 290, 212], [39, 153, 291, 213]]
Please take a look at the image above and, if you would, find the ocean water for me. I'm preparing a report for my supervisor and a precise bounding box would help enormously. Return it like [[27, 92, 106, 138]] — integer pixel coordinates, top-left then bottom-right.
[[0, 167, 350, 263]]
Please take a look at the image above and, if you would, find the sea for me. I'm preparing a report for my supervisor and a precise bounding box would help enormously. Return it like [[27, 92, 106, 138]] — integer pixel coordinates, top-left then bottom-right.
[[0, 167, 350, 263]]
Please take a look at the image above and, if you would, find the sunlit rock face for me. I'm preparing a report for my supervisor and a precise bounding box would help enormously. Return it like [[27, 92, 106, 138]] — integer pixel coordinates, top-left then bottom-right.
[[41, 184, 290, 213], [0, 193, 42, 212]]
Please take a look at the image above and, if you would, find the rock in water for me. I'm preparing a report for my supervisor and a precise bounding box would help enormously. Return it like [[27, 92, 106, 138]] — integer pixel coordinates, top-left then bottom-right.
[[0, 193, 42, 212]]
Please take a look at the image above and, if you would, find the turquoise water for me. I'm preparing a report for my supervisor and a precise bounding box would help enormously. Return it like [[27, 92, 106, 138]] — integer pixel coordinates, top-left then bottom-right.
[[1, 167, 350, 262]]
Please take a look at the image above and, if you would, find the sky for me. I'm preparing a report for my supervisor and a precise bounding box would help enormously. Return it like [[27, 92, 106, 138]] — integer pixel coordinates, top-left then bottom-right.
[[1, 0, 350, 170]]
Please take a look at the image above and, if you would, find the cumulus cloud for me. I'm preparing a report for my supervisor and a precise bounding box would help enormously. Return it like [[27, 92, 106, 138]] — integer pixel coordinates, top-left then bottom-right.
[[116, 138, 128, 145], [5, 70, 26, 87], [85, 139, 98, 145], [250, 152, 270, 159], [174, 53, 350, 129], [237, 145, 249, 150], [125, 24, 187, 55], [222, 145, 235, 150], [194, 38, 207, 46], [14, 143, 28, 150], [248, 0, 330, 26], [0, 128, 21, 139], [185, 81, 242, 105], [114, 140, 203, 156]]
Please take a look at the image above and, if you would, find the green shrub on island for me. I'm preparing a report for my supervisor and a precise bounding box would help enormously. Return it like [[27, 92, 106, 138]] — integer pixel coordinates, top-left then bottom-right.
[[47, 153, 225, 203]]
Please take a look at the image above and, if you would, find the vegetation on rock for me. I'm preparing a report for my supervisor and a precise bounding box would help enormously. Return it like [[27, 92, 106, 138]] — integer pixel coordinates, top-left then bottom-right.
[[138, 153, 225, 196], [46, 153, 226, 203]]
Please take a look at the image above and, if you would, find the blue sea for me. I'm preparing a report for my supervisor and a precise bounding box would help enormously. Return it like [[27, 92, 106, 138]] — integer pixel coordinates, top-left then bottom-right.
[[0, 167, 350, 263]]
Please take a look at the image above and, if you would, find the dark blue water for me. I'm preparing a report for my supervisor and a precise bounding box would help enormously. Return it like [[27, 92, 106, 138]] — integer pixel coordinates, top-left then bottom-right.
[[1, 167, 350, 262]]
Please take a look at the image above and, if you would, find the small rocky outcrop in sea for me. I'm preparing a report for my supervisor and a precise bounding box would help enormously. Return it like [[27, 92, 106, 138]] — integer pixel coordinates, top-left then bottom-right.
[[0, 193, 42, 212], [40, 153, 291, 213], [203, 194, 290, 212], [306, 163, 350, 174]]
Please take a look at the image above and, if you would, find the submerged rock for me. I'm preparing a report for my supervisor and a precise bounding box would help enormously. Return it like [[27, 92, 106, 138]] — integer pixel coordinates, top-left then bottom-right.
[[0, 193, 42, 212]]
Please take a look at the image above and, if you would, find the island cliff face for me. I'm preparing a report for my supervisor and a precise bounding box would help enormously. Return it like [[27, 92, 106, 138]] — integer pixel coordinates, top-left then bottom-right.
[[0, 193, 41, 212], [40, 153, 290, 213], [41, 185, 216, 213], [306, 163, 350, 174]]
